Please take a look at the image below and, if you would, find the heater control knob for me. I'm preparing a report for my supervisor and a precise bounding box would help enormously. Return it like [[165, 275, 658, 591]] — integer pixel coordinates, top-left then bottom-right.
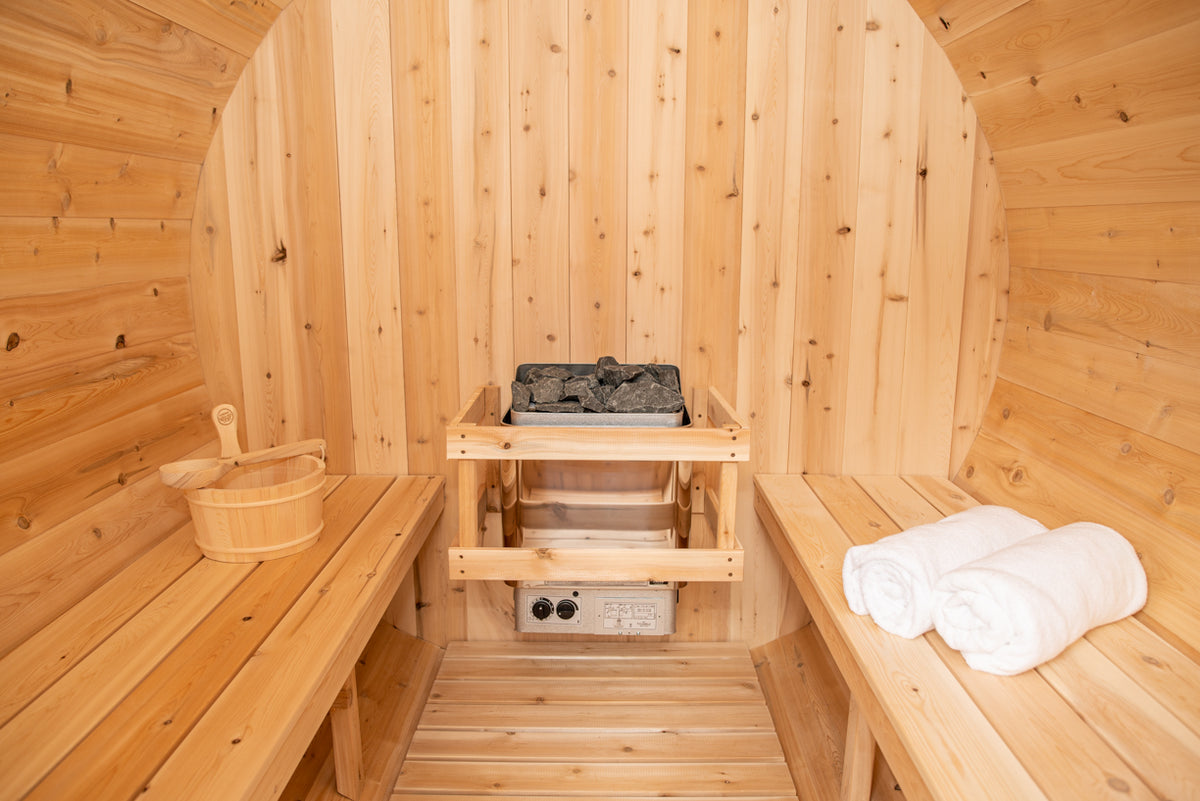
[[531, 598, 553, 620], [556, 599, 578, 620]]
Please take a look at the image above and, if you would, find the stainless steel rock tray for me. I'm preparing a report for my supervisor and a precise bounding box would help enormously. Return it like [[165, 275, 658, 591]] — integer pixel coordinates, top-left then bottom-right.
[[509, 363, 686, 428]]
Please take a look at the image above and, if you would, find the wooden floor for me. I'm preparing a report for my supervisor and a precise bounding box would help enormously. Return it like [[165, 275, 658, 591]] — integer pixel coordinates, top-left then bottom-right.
[[392, 641, 798, 799]]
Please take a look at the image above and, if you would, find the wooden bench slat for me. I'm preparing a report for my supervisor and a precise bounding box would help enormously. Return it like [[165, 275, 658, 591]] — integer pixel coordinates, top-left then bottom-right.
[[137, 475, 443, 801], [1040, 637, 1200, 801], [757, 474, 1050, 801], [0, 523, 200, 727], [0, 557, 252, 801], [23, 475, 391, 801], [758, 473, 1200, 801]]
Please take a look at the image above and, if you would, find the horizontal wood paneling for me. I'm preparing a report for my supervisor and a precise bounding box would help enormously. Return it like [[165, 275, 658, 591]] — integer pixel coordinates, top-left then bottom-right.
[[971, 21, 1200, 152], [0, 134, 199, 220], [1007, 202, 1200, 284], [127, 0, 284, 58], [0, 218, 190, 297], [943, 0, 1200, 95]]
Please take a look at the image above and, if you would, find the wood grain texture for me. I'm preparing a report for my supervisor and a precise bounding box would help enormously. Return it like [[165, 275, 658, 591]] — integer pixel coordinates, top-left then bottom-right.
[[0, 133, 199, 219], [568, 0, 628, 363], [626, 0, 688, 366], [449, 0, 515, 408], [788, 0, 866, 474], [128, 0, 284, 59], [509, 0, 570, 365], [331, 0, 408, 474], [1006, 202, 1200, 284]]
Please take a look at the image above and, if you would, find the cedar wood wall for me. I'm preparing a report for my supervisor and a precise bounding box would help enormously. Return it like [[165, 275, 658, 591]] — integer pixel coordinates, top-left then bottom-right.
[[0, 0, 1195, 652]]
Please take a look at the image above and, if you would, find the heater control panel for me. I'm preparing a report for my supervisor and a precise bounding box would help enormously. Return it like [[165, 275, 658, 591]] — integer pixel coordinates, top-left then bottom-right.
[[515, 583, 676, 635]]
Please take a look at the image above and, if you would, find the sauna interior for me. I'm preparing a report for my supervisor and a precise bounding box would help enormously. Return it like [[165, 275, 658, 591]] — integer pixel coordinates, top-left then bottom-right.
[[2, 0, 1197, 798]]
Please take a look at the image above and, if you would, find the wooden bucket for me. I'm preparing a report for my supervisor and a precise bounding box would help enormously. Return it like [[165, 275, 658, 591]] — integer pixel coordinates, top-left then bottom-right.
[[185, 454, 325, 563]]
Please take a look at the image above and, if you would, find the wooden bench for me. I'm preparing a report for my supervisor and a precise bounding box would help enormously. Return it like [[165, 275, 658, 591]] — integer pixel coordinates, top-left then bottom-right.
[[0, 473, 443, 801], [755, 474, 1200, 801]]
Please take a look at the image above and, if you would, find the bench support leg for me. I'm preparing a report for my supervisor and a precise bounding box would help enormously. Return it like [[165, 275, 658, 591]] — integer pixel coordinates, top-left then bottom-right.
[[841, 695, 875, 801], [330, 667, 363, 800]]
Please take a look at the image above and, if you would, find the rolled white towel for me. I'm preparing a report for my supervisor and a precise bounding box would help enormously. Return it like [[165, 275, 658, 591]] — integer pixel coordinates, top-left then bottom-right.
[[842, 505, 1047, 638], [932, 522, 1147, 675]]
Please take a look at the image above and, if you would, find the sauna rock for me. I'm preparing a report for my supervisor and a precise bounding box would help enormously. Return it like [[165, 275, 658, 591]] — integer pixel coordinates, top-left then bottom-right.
[[513, 357, 685, 415]]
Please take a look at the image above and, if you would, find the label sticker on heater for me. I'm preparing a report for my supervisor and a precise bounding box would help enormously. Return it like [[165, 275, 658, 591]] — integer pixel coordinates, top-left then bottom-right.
[[602, 600, 659, 630]]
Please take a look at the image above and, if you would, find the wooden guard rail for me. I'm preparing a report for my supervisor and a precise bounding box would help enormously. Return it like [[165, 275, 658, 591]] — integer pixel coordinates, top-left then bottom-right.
[[446, 385, 748, 583]]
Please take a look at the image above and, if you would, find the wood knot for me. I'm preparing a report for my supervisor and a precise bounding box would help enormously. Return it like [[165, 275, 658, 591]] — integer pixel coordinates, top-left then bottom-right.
[[271, 241, 287, 263], [5, 332, 18, 351]]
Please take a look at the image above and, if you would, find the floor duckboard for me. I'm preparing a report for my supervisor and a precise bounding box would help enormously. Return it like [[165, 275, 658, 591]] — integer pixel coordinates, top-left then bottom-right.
[[393, 641, 799, 799]]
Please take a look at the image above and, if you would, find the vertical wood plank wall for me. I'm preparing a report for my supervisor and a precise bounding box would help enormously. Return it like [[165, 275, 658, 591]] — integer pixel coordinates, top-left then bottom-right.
[[908, 0, 1200, 658], [192, 0, 1005, 646]]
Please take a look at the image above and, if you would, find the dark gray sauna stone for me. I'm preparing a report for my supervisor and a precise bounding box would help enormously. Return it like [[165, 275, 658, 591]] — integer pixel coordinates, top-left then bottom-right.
[[511, 381, 532, 412], [534, 401, 584, 413], [605, 380, 686, 414], [645, 362, 681, 392], [528, 376, 566, 404], [596, 355, 644, 386]]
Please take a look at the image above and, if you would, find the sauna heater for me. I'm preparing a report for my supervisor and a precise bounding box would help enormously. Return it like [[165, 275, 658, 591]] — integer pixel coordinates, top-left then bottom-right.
[[509, 363, 686, 636]]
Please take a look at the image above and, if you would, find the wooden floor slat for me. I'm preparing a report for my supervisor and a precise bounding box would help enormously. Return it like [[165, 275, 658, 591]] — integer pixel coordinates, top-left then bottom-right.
[[394, 642, 798, 800]]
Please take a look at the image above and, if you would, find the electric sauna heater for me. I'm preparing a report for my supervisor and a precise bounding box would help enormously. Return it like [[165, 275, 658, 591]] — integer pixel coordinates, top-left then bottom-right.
[[509, 361, 686, 635]]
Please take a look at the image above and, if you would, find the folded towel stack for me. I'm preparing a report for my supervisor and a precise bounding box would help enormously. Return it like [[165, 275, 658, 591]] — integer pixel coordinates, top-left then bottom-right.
[[931, 522, 1147, 675], [842, 505, 1047, 638]]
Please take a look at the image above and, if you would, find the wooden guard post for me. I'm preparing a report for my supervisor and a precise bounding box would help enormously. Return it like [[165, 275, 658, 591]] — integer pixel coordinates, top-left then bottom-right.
[[445, 384, 748, 583]]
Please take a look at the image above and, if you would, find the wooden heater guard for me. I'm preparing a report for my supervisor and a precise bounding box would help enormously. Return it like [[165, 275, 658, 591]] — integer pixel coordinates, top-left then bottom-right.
[[446, 384, 748, 583]]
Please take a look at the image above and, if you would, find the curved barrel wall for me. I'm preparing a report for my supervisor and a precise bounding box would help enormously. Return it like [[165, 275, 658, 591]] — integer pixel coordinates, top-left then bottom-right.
[[0, 0, 1195, 651]]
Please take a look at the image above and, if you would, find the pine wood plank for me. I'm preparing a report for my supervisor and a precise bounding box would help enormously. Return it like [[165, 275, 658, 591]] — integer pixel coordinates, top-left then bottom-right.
[[956, 431, 1200, 658], [450, 543, 742, 582], [971, 21, 1200, 152], [950, 121, 1009, 476], [331, 0, 408, 475], [788, 0, 866, 474], [394, 797, 798, 801], [407, 729, 786, 764], [390, 0, 463, 647], [0, 446, 199, 652], [0, 277, 194, 380], [998, 324, 1200, 449], [0, 557, 252, 801], [995, 114, 1200, 209], [128, 0, 283, 59], [897, 35, 975, 475], [1039, 637, 1200, 801], [22, 476, 383, 801], [219, 0, 355, 471], [436, 656, 758, 682], [447, 420, 748, 461], [448, 0, 515, 409], [509, 0, 570, 365], [137, 476, 444, 801], [189, 133, 247, 427], [429, 676, 765, 705], [1084, 618, 1200, 739], [753, 627, 847, 801], [756, 475, 1050, 801], [842, 0, 923, 474], [1006, 202, 1200, 284], [0, 217, 189, 297], [681, 0, 748, 409], [944, 0, 1200, 95], [0, 523, 198, 725], [738, 0, 802, 475], [330, 669, 363, 800], [0, 133, 198, 219], [626, 0, 687, 366], [1008, 266, 1200, 371], [0, 387, 209, 546], [972, 382, 1200, 539], [394, 761, 796, 796], [568, 0, 627, 362], [906, 0, 1029, 46], [0, 333, 205, 463], [282, 623, 444, 801], [853, 477, 1161, 801]]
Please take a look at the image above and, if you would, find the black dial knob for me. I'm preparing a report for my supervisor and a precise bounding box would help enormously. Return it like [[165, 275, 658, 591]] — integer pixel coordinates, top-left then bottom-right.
[[556, 599, 578, 620], [531, 598, 553, 620]]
